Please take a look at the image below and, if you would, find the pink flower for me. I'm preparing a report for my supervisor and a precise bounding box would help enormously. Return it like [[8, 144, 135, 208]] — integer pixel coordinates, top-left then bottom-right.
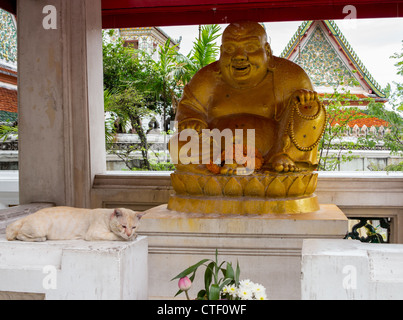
[[178, 276, 192, 291]]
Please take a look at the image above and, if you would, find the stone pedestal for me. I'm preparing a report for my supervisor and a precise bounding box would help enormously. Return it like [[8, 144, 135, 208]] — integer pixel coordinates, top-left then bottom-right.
[[0, 235, 148, 300], [137, 204, 347, 300]]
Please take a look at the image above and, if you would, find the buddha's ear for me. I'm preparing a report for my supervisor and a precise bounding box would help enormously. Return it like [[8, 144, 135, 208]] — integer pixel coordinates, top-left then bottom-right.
[[265, 42, 273, 59], [266, 42, 276, 71]]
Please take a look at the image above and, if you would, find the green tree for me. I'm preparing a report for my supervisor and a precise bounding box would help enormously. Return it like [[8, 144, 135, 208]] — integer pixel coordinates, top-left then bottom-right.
[[178, 24, 221, 85], [103, 30, 140, 92], [365, 42, 403, 155], [102, 26, 222, 171], [105, 87, 152, 170], [103, 31, 159, 170], [366, 96, 403, 157], [147, 39, 182, 132], [390, 40, 403, 112], [363, 43, 403, 160], [317, 73, 376, 171], [318, 88, 369, 171]]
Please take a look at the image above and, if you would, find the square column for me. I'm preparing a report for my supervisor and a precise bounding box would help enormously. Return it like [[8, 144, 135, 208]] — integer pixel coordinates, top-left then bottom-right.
[[17, 0, 106, 207]]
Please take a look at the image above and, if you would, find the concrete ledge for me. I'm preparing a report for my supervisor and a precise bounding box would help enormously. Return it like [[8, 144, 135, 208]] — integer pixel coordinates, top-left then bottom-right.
[[0, 235, 148, 300], [301, 239, 403, 300]]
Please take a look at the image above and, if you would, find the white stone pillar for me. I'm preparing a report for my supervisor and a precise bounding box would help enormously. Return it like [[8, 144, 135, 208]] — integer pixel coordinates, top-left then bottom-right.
[[17, 0, 106, 207], [0, 235, 148, 300]]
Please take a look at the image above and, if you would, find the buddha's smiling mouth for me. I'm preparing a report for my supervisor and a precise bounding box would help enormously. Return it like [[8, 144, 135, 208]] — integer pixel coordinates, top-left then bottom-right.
[[231, 64, 251, 77]]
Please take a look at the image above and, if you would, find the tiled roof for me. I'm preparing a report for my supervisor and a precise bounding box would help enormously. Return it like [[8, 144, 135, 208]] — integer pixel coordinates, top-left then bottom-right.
[[330, 111, 389, 128], [0, 8, 17, 64], [0, 110, 17, 123]]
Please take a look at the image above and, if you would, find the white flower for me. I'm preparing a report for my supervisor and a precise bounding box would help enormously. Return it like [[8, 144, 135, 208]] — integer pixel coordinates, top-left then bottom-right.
[[239, 279, 253, 289], [222, 280, 267, 300], [224, 284, 237, 297], [237, 287, 253, 300], [251, 283, 266, 295], [254, 291, 268, 300]]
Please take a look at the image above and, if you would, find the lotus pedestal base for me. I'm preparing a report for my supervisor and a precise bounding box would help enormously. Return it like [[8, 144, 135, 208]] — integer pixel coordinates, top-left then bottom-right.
[[169, 171, 320, 214], [168, 194, 319, 214]]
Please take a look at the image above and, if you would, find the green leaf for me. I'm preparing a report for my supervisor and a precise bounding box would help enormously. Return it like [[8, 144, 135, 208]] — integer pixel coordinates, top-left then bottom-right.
[[204, 262, 215, 294], [224, 262, 234, 280], [208, 284, 220, 300], [189, 270, 197, 282], [235, 261, 240, 285], [171, 259, 210, 281], [219, 278, 233, 291], [197, 289, 207, 300], [174, 289, 183, 297]]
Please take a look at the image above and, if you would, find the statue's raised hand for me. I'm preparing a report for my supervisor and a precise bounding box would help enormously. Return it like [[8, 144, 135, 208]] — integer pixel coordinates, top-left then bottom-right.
[[291, 89, 321, 118]]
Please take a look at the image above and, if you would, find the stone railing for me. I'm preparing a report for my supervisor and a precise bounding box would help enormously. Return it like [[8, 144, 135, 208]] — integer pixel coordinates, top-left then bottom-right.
[[2, 170, 403, 242]]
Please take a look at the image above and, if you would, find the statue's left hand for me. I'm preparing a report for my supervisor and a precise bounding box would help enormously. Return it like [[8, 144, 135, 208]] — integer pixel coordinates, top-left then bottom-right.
[[291, 89, 318, 105], [291, 89, 320, 116]]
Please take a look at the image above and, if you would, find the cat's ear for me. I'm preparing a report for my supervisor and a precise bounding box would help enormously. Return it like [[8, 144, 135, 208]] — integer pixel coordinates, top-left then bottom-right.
[[113, 209, 122, 217], [136, 212, 147, 220]]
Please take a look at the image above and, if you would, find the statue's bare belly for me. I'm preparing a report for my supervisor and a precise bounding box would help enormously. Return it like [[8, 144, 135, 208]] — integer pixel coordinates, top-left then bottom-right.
[[209, 114, 277, 157]]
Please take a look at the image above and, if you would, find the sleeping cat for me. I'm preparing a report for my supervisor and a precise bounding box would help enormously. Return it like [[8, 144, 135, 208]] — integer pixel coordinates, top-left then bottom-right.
[[6, 206, 146, 242]]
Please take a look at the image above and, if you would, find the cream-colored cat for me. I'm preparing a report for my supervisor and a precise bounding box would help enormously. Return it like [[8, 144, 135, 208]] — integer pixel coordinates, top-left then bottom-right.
[[6, 206, 146, 242]]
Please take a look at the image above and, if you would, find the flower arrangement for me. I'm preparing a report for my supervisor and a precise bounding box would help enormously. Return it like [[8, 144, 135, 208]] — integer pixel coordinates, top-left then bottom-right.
[[171, 250, 267, 300], [222, 279, 267, 300]]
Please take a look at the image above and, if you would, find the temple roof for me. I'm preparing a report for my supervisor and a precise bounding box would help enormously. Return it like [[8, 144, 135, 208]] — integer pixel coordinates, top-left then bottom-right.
[[280, 20, 386, 100], [0, 8, 16, 67], [0, 8, 16, 123]]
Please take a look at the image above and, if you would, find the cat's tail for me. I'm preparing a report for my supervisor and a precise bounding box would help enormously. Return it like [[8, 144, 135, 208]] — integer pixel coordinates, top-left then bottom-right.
[[6, 218, 24, 241]]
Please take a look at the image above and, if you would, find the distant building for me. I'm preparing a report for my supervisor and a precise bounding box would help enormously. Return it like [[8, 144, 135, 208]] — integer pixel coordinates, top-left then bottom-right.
[[282, 20, 386, 100], [280, 20, 402, 170], [281, 20, 389, 138], [110, 27, 179, 61], [0, 8, 17, 125]]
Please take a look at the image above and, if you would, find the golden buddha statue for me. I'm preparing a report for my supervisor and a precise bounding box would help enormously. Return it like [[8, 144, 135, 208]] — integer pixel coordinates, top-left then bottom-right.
[[168, 21, 327, 215]]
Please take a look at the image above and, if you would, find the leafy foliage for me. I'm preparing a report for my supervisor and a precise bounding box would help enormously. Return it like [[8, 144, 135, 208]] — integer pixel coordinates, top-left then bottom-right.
[[177, 24, 221, 85], [102, 27, 222, 171], [390, 40, 403, 112], [0, 124, 18, 142], [105, 87, 152, 170], [318, 76, 374, 171]]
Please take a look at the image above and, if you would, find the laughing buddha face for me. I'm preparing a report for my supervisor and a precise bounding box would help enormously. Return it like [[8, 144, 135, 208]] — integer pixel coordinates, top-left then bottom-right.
[[219, 21, 271, 89]]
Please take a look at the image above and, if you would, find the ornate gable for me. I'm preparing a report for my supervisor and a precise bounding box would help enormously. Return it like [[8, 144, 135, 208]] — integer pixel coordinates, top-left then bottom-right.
[[295, 25, 356, 88], [280, 20, 386, 100], [0, 8, 16, 66], [0, 8, 17, 122]]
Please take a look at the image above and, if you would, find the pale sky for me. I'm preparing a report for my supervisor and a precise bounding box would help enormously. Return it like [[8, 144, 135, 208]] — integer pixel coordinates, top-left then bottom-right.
[[161, 18, 403, 91]]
